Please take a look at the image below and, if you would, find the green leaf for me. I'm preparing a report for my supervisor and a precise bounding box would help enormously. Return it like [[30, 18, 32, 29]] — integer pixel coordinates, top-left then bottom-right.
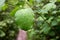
[[2, 4, 8, 11], [52, 11, 57, 14], [37, 16, 44, 21], [0, 0, 5, 10], [28, 0, 33, 5], [0, 21, 6, 26], [40, 23, 51, 34], [40, 9, 48, 14], [47, 17, 54, 23], [10, 6, 20, 16], [50, 39, 57, 40], [49, 31, 55, 36], [7, 0, 18, 5], [57, 0, 60, 2], [0, 0, 5, 6], [51, 20, 58, 26], [49, 0, 57, 3], [0, 30, 5, 37], [57, 16, 60, 22], [42, 3, 56, 12]]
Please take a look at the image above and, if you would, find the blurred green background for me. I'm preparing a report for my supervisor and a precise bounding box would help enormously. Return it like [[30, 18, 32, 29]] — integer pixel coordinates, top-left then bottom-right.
[[0, 0, 60, 40]]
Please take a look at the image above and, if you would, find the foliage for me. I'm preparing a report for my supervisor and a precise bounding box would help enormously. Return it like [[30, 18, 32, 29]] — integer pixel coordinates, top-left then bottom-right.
[[0, 0, 18, 40], [0, 12, 18, 40], [27, 0, 60, 40], [0, 0, 60, 40]]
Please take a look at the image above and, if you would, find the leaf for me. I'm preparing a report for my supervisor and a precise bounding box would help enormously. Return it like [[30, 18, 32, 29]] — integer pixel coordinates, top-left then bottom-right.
[[57, 0, 60, 2], [37, 16, 44, 21], [40, 9, 48, 14], [2, 4, 8, 11], [52, 11, 57, 14], [0, 21, 6, 26], [7, 0, 18, 5], [57, 16, 60, 22], [10, 6, 20, 16], [40, 23, 51, 34], [50, 39, 57, 40], [42, 3, 56, 12], [18, 0, 25, 6], [49, 0, 57, 3], [0, 30, 5, 37], [49, 31, 55, 36], [0, 0, 5, 6], [27, 29, 36, 40], [0, 0, 5, 10], [28, 0, 33, 5], [47, 17, 54, 23], [51, 20, 58, 26], [36, 0, 42, 3]]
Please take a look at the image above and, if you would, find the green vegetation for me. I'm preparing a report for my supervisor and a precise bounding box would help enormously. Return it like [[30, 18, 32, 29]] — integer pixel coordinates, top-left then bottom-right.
[[0, 0, 60, 40]]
